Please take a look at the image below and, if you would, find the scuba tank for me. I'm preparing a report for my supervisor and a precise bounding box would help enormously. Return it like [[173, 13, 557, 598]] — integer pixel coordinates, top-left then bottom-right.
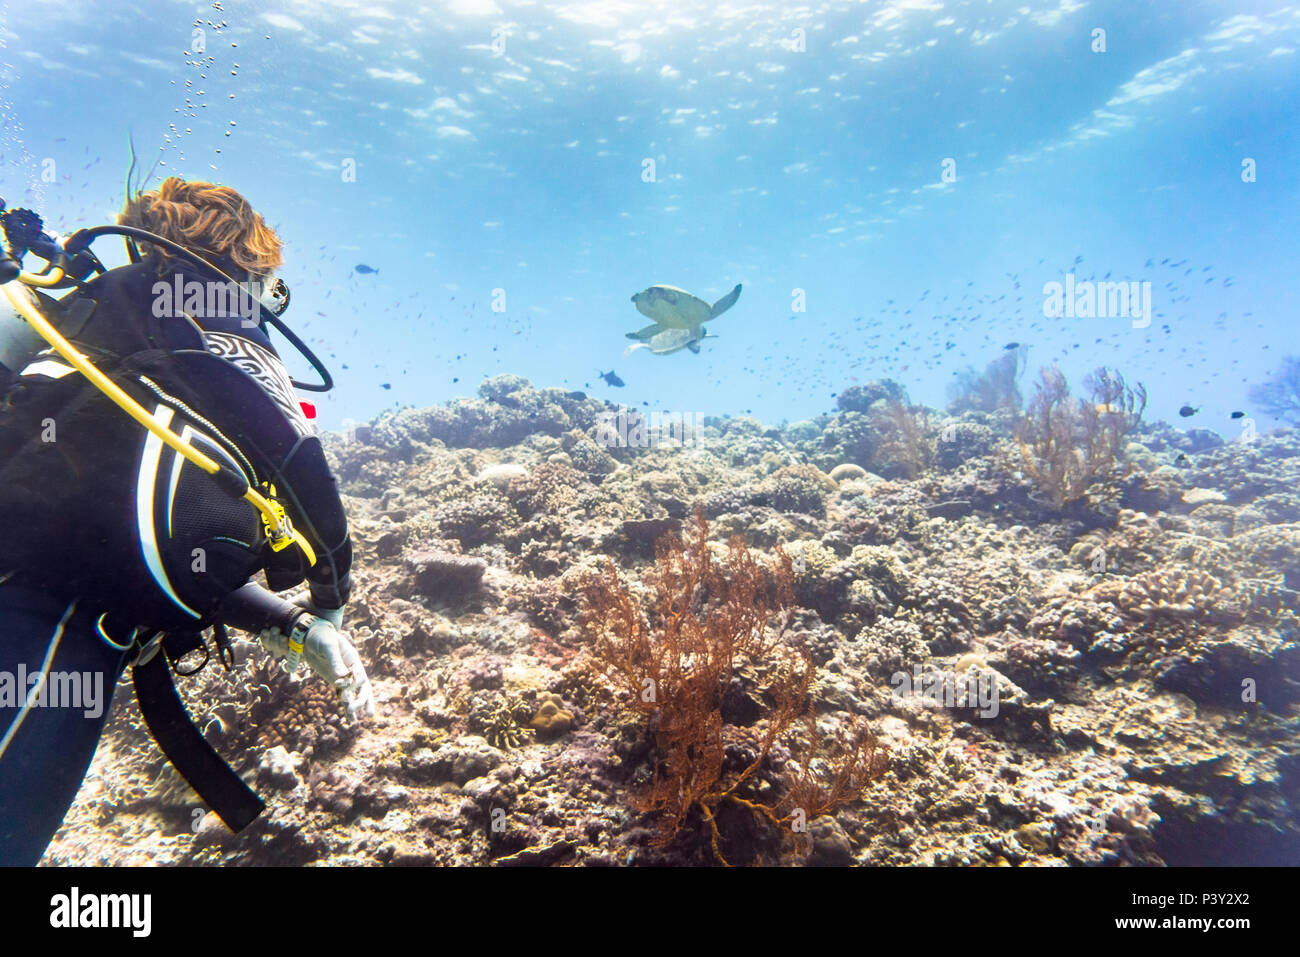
[[0, 205, 105, 374], [0, 302, 43, 372]]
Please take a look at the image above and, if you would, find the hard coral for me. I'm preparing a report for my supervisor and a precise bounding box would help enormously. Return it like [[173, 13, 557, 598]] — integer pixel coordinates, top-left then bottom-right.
[[530, 693, 575, 739], [1099, 567, 1240, 623], [700, 483, 760, 518], [244, 662, 361, 760], [828, 463, 868, 483], [836, 380, 906, 413], [468, 692, 533, 749], [405, 546, 488, 599], [507, 461, 590, 519], [434, 493, 515, 546], [562, 429, 618, 477], [763, 464, 833, 516]]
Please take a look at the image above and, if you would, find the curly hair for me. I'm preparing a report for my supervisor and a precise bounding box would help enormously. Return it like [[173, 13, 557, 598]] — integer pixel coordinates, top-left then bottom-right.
[[118, 176, 283, 276]]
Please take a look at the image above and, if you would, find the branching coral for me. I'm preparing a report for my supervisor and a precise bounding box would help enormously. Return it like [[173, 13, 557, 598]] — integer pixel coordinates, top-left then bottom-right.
[[1014, 365, 1146, 508], [1090, 552, 1297, 630], [209, 656, 361, 762], [577, 509, 887, 865], [1102, 567, 1241, 623]]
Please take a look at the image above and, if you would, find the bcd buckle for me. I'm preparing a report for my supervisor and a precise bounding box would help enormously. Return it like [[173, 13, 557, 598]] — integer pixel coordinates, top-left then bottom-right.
[[260, 482, 296, 552]]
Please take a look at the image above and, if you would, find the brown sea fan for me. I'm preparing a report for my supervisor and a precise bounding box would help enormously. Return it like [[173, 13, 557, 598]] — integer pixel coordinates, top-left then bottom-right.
[[578, 509, 887, 864]]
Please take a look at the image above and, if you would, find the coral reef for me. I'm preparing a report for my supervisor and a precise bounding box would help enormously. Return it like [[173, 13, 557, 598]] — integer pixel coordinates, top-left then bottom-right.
[[43, 374, 1300, 868]]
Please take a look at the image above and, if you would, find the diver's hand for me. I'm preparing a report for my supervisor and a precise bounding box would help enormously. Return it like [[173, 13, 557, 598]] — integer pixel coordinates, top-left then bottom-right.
[[330, 627, 375, 722], [299, 616, 374, 722], [259, 616, 374, 722], [258, 623, 291, 659]]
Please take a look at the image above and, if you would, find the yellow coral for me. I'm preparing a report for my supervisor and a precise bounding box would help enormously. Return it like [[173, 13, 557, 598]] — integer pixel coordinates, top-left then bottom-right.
[[530, 693, 574, 739], [828, 463, 868, 484]]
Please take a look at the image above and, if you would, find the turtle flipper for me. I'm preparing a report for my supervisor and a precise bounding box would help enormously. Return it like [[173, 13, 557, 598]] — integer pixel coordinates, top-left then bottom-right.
[[687, 340, 701, 354], [625, 323, 663, 342], [709, 283, 742, 319]]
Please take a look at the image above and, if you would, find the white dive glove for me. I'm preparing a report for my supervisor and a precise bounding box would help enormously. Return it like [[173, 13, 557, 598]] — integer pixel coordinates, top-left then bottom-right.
[[260, 614, 375, 722]]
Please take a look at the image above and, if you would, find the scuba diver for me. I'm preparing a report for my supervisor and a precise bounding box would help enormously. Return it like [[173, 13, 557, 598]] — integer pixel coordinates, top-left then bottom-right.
[[0, 177, 373, 866]]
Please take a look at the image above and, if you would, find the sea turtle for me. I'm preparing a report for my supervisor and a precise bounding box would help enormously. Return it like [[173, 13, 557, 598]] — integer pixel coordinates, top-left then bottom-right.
[[624, 283, 741, 355]]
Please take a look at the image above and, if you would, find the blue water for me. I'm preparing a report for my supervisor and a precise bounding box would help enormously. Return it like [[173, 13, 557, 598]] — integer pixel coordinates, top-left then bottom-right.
[[2, 0, 1297, 432]]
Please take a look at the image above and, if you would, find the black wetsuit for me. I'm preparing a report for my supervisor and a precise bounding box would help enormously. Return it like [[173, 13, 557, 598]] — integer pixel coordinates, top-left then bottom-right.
[[0, 255, 351, 864]]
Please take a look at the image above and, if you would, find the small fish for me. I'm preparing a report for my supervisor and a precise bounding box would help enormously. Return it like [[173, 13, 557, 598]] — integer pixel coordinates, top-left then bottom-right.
[[1004, 341, 1020, 350], [1175, 453, 1189, 465], [1230, 411, 1245, 419], [1179, 404, 1199, 418], [354, 264, 379, 274], [566, 390, 587, 400], [598, 369, 625, 388], [381, 383, 391, 390]]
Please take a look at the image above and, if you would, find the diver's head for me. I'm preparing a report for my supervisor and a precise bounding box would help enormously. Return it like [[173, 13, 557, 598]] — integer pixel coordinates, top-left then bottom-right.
[[118, 176, 282, 280]]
